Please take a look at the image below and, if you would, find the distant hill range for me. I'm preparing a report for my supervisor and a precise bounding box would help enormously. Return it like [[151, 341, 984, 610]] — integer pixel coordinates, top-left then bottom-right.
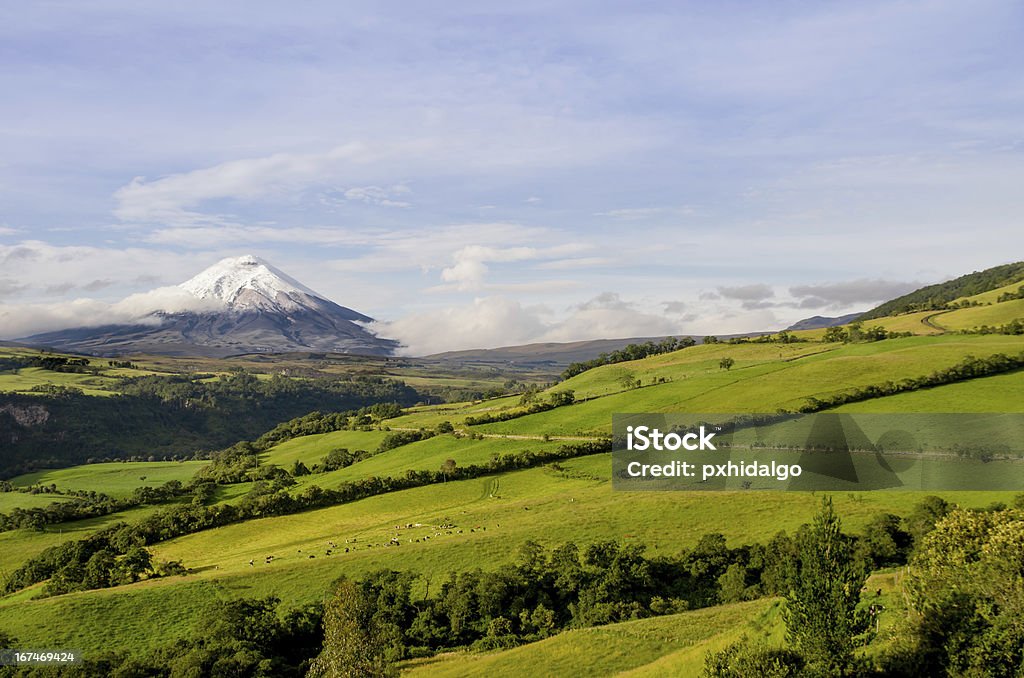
[[784, 313, 864, 331], [423, 333, 768, 370], [20, 255, 398, 358]]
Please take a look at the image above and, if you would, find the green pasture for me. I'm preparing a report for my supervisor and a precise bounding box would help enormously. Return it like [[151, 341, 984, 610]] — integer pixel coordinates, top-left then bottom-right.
[[930, 298, 1024, 330], [11, 461, 207, 498], [0, 450, 1014, 656], [0, 492, 74, 513], [261, 429, 391, 468], [468, 336, 1024, 436], [403, 599, 781, 678], [0, 367, 119, 396], [287, 435, 566, 492], [834, 369, 1024, 412]]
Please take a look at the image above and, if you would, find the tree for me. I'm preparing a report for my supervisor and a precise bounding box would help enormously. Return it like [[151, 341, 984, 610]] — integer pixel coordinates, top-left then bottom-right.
[[858, 513, 911, 568], [892, 507, 1024, 676], [548, 390, 575, 407], [719, 357, 735, 371], [846, 321, 864, 342], [440, 459, 457, 482], [618, 373, 639, 390], [308, 578, 394, 678], [704, 639, 805, 677], [718, 563, 750, 603], [291, 460, 311, 477], [119, 545, 152, 583], [823, 326, 848, 343], [436, 421, 454, 434], [784, 496, 868, 675]]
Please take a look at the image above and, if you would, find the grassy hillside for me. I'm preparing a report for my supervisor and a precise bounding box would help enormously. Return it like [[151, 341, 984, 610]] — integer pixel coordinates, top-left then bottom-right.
[[860, 261, 1024, 319], [403, 599, 782, 677], [462, 336, 1024, 435], [0, 492, 73, 513], [0, 450, 1013, 654], [261, 429, 392, 467], [10, 461, 206, 498], [929, 298, 1024, 330], [858, 310, 945, 335], [2, 310, 1023, 671], [832, 369, 1024, 412]]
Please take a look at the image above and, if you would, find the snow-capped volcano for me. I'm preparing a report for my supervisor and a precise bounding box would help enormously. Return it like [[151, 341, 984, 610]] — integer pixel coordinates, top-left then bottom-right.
[[20, 256, 396, 357], [179, 254, 365, 317]]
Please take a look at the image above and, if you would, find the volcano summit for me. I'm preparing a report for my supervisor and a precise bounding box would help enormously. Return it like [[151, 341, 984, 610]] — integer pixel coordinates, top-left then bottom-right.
[[21, 255, 398, 357]]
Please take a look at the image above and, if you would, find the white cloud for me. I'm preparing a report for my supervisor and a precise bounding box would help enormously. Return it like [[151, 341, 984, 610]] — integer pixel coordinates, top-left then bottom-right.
[[113, 142, 405, 225], [0, 241, 205, 299], [440, 245, 539, 290], [0, 288, 223, 339], [370, 297, 549, 355], [372, 292, 680, 355], [342, 184, 411, 208]]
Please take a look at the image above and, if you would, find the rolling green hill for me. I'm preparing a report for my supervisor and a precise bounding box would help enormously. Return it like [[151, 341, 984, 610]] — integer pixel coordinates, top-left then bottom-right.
[[860, 260, 1024, 319], [403, 599, 782, 677], [2, 279, 1024, 674], [0, 451, 1013, 655], [10, 461, 206, 498]]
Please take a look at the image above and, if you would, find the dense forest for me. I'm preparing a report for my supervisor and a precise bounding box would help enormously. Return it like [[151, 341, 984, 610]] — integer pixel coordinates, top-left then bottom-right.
[[0, 372, 420, 477]]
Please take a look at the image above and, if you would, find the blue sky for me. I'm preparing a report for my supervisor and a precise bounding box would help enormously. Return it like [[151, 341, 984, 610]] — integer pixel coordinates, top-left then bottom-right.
[[2, 1, 1023, 352]]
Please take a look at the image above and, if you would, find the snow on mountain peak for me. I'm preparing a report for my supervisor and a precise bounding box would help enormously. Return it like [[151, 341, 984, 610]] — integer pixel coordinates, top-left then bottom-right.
[[179, 255, 326, 312]]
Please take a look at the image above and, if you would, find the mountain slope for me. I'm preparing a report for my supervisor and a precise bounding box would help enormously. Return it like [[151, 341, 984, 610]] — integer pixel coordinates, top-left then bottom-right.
[[785, 312, 863, 331], [860, 261, 1024, 320], [19, 255, 397, 357]]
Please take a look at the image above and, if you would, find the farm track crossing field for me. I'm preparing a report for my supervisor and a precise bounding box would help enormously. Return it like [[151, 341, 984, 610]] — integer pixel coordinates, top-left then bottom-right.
[[928, 298, 1024, 330], [861, 311, 945, 335]]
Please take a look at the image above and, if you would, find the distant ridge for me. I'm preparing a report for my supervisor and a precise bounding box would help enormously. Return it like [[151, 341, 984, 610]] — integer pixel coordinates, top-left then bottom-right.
[[861, 261, 1024, 320], [422, 333, 770, 368]]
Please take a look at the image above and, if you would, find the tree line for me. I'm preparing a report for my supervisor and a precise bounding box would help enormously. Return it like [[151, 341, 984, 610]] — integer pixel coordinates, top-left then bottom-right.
[[2, 441, 611, 597], [462, 390, 576, 427], [15, 496, 1021, 677], [799, 351, 1024, 413], [0, 480, 191, 533], [561, 338, 696, 380]]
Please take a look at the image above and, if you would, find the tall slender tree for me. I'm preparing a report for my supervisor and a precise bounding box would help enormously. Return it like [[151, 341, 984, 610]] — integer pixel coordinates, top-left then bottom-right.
[[784, 496, 868, 675]]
